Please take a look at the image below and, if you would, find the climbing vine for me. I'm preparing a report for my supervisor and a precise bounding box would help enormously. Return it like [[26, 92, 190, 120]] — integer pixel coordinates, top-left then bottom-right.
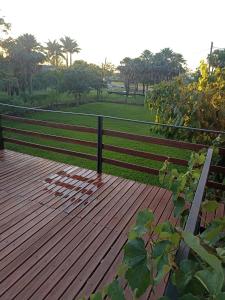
[[82, 150, 225, 300], [145, 61, 225, 144]]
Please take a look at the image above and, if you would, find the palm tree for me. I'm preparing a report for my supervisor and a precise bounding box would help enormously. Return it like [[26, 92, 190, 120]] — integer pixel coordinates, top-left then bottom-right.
[[45, 40, 64, 67], [60, 36, 80, 67]]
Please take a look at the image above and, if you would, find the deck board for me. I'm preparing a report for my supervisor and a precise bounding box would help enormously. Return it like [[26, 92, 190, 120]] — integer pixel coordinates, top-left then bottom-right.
[[0, 149, 175, 299]]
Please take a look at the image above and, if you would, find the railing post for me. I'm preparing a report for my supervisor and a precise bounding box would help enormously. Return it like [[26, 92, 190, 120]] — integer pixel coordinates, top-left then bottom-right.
[[97, 116, 103, 173], [0, 114, 4, 150]]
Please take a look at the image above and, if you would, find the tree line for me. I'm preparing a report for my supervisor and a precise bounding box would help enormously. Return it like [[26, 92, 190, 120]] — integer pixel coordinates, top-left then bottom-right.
[[1, 15, 225, 100], [118, 48, 186, 95]]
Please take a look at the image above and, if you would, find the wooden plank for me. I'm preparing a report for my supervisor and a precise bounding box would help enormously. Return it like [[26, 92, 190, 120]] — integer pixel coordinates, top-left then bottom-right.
[[0, 149, 221, 300], [103, 157, 159, 175], [2, 115, 97, 134], [4, 138, 97, 161], [31, 183, 148, 300], [77, 188, 170, 299], [0, 169, 96, 255], [0, 174, 116, 274], [1, 178, 132, 298], [104, 144, 188, 166], [3, 126, 97, 148]]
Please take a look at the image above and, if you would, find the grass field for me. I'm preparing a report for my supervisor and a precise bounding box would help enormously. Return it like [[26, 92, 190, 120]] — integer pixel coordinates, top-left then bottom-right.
[[3, 102, 190, 185]]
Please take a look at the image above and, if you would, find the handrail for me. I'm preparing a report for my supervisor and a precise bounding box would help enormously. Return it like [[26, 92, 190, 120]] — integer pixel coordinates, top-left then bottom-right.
[[1, 114, 225, 184], [1, 102, 225, 135], [164, 148, 213, 299]]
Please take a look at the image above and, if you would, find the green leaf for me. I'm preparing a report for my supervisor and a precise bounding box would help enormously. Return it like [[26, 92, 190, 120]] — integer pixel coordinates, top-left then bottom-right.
[[172, 259, 198, 292], [195, 269, 223, 296], [192, 169, 201, 180], [125, 262, 151, 297], [179, 293, 201, 300], [152, 240, 172, 258], [201, 218, 225, 245], [155, 221, 175, 235], [182, 232, 224, 279], [107, 280, 125, 300], [216, 247, 225, 262], [117, 263, 128, 277], [198, 153, 206, 165], [90, 292, 102, 300], [180, 209, 189, 228], [123, 238, 147, 267], [215, 293, 225, 300], [158, 297, 170, 300], [154, 253, 171, 284], [128, 210, 154, 240], [201, 200, 219, 213], [173, 196, 185, 217]]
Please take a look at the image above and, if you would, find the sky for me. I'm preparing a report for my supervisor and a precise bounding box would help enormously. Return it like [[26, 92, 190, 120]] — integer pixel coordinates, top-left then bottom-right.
[[1, 0, 224, 70]]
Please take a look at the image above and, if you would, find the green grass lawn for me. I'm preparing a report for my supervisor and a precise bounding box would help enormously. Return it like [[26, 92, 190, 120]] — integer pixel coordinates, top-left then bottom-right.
[[3, 102, 190, 185]]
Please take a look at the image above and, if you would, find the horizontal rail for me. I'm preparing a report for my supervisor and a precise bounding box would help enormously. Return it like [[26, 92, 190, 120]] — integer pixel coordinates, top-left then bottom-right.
[[2, 115, 97, 134], [3, 127, 97, 148], [210, 165, 225, 174], [165, 148, 213, 299], [4, 138, 97, 161], [103, 144, 188, 166], [1, 102, 225, 135], [207, 180, 225, 191], [104, 129, 208, 151], [2, 114, 225, 155], [3, 126, 187, 166], [3, 126, 225, 173], [103, 157, 159, 175]]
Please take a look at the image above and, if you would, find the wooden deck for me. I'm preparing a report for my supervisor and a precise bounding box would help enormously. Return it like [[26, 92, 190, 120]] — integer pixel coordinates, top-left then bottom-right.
[[0, 150, 176, 299]]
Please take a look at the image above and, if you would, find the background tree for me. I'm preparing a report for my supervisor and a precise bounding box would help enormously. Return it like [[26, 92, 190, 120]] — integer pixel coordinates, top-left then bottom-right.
[[1, 34, 45, 94], [60, 60, 104, 100], [146, 61, 225, 142], [117, 57, 135, 99], [118, 48, 186, 95], [101, 59, 115, 83], [45, 40, 64, 67], [208, 49, 225, 70], [0, 16, 11, 36], [60, 36, 80, 67]]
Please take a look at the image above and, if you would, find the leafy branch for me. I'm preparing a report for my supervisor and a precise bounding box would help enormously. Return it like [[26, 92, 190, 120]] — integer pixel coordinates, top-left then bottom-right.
[[82, 151, 225, 300]]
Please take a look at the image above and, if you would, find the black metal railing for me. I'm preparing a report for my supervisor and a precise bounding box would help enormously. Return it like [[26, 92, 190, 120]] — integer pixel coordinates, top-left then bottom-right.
[[0, 103, 224, 189], [164, 148, 213, 299]]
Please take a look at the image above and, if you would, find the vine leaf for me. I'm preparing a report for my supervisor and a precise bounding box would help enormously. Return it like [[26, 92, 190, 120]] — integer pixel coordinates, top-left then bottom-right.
[[123, 238, 151, 297], [216, 248, 225, 262], [200, 218, 225, 245], [128, 209, 154, 240], [182, 232, 224, 280], [194, 269, 223, 296], [106, 280, 125, 300], [172, 259, 198, 292], [173, 196, 185, 217], [201, 200, 219, 213], [124, 238, 147, 267], [125, 262, 151, 297], [179, 293, 201, 300], [215, 293, 225, 300]]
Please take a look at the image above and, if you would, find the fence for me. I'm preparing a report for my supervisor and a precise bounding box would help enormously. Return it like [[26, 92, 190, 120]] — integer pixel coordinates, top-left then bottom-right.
[[0, 103, 225, 192]]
